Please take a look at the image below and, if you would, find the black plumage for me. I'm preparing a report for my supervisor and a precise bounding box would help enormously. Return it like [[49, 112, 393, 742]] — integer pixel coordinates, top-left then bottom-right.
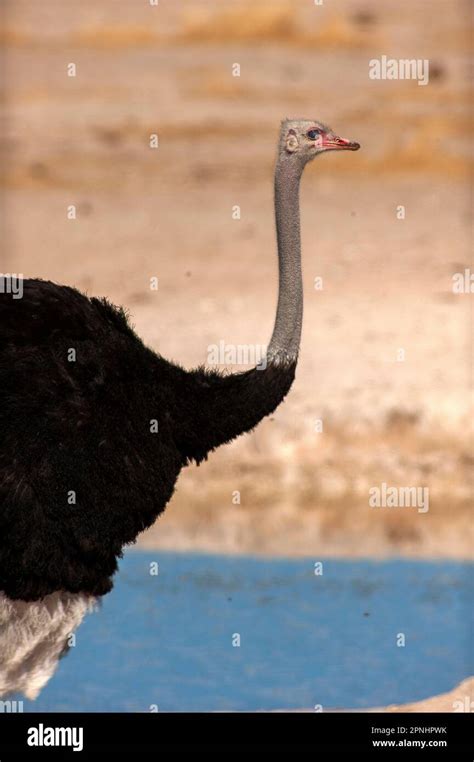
[[0, 279, 295, 601]]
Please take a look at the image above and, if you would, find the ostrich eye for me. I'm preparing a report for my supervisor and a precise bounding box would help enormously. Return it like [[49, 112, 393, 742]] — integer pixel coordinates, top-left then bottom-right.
[[307, 129, 321, 140]]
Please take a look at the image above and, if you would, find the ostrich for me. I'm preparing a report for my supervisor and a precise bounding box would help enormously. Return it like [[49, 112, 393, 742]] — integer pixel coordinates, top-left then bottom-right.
[[0, 119, 359, 698]]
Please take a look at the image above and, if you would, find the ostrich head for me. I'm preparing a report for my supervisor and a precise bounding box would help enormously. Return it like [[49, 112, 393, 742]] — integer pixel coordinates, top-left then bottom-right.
[[279, 118, 360, 163]]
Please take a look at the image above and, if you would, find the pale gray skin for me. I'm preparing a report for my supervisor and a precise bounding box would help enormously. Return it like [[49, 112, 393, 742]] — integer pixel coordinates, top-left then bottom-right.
[[267, 119, 360, 363]]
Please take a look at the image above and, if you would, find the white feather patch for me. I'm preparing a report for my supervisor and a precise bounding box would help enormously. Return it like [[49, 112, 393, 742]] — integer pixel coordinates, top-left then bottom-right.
[[0, 591, 95, 700]]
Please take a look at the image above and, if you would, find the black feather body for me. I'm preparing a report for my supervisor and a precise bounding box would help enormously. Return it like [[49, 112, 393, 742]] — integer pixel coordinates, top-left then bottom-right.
[[0, 279, 296, 600]]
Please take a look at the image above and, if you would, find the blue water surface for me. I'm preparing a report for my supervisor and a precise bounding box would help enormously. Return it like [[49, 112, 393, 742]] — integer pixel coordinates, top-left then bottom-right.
[[18, 552, 472, 712]]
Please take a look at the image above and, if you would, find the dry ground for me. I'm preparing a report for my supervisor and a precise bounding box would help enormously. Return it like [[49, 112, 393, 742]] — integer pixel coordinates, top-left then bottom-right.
[[381, 676, 474, 713]]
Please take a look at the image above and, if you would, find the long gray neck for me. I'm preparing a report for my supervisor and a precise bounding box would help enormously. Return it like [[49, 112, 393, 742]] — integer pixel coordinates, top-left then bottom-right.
[[267, 155, 305, 364], [174, 152, 306, 464]]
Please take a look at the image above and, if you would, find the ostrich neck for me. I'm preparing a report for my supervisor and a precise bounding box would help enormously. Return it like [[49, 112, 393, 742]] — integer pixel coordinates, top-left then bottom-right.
[[173, 153, 306, 464], [267, 155, 304, 363]]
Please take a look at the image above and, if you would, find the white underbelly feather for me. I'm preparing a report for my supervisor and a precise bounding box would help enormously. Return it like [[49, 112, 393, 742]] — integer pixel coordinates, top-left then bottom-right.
[[0, 591, 95, 700]]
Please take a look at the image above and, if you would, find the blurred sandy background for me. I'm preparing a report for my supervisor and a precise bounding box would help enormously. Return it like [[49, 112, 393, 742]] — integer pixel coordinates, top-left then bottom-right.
[[1, 0, 472, 559]]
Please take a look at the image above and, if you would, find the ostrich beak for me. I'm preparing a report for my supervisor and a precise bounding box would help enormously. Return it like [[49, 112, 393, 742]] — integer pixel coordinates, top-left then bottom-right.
[[322, 134, 360, 151]]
